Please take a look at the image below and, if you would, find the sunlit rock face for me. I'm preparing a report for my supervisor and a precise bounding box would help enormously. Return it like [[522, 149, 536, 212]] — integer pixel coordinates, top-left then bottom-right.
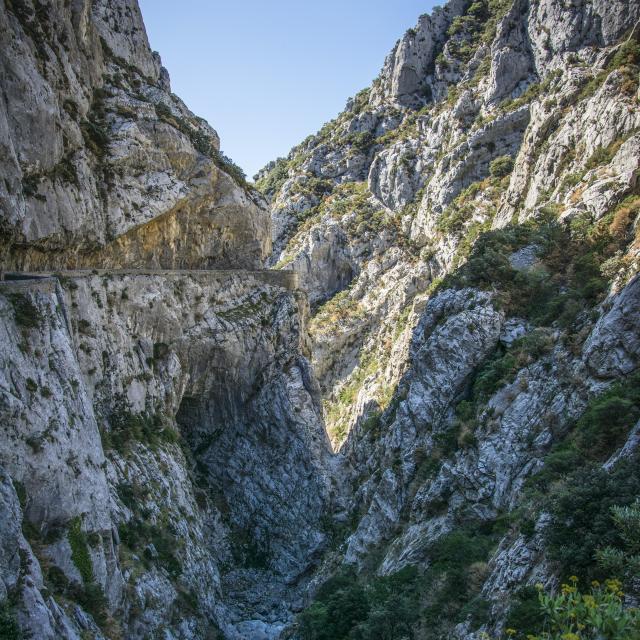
[[255, 0, 640, 636], [0, 0, 270, 271]]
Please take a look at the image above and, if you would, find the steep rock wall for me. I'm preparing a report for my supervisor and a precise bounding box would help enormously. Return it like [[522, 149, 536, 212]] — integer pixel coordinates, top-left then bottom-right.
[[0, 273, 332, 639], [0, 0, 270, 270], [256, 0, 640, 636]]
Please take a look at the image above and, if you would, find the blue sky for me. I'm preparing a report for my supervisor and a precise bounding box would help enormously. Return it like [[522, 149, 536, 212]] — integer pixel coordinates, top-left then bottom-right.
[[138, 1, 439, 179]]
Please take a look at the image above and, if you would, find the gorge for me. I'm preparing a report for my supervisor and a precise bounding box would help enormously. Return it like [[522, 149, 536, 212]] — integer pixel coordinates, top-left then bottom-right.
[[1, 1, 640, 639]]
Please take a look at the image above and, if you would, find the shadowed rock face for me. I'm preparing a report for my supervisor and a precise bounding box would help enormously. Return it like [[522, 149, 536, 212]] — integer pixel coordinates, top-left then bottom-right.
[[0, 0, 270, 271], [0, 273, 332, 639]]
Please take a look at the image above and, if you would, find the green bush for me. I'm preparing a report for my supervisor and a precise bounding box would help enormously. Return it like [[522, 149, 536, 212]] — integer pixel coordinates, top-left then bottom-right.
[[520, 375, 640, 586], [439, 0, 513, 66], [458, 330, 553, 414], [506, 586, 546, 636], [81, 118, 109, 158], [153, 342, 170, 360], [545, 459, 640, 583], [298, 570, 369, 640], [576, 397, 640, 461], [298, 567, 420, 640], [44, 534, 108, 630], [7, 293, 40, 329], [345, 131, 375, 153], [596, 500, 640, 591], [254, 157, 290, 195], [439, 213, 619, 328], [574, 371, 640, 461], [526, 371, 640, 512], [472, 350, 518, 399], [0, 602, 22, 640], [213, 150, 248, 188], [68, 517, 93, 583], [489, 155, 514, 178], [119, 518, 182, 578], [73, 582, 108, 628], [419, 526, 498, 634], [299, 524, 502, 640], [106, 409, 178, 454]]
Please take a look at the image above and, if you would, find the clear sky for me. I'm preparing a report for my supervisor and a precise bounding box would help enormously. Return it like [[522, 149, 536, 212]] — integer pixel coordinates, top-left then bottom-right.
[[138, 0, 439, 179]]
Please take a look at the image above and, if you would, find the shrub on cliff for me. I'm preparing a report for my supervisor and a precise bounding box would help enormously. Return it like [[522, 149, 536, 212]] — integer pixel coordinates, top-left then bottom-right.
[[0, 603, 21, 640], [509, 578, 640, 640], [298, 567, 420, 640], [489, 155, 514, 178]]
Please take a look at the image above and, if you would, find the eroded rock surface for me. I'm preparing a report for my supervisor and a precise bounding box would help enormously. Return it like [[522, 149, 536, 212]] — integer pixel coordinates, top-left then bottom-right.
[[0, 0, 269, 270], [0, 273, 331, 639], [3, 0, 640, 638]]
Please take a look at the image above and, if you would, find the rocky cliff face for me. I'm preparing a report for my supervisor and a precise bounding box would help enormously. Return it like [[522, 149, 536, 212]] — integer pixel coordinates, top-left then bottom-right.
[[2, 0, 640, 639], [257, 0, 640, 637], [0, 1, 329, 638], [0, 271, 332, 639], [0, 0, 270, 270], [260, 0, 640, 451]]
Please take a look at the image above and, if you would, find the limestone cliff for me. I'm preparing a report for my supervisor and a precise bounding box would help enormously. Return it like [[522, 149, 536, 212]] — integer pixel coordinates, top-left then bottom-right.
[[0, 271, 332, 639], [257, 0, 640, 637], [2, 0, 640, 639], [0, 0, 270, 270], [0, 1, 327, 638]]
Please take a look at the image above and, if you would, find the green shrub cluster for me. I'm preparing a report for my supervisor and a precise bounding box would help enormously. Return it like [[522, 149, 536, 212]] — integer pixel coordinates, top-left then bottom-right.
[[289, 176, 333, 200], [299, 524, 502, 640], [81, 117, 109, 158], [102, 410, 178, 454], [489, 155, 514, 178], [212, 150, 248, 188], [445, 0, 513, 65], [520, 372, 640, 585], [436, 178, 502, 237], [468, 330, 553, 402], [440, 211, 624, 328], [119, 518, 182, 578], [597, 500, 640, 591], [544, 459, 640, 585], [505, 586, 546, 636], [298, 567, 420, 640], [562, 136, 637, 194], [7, 293, 40, 330], [0, 602, 22, 640], [574, 373, 640, 461], [419, 525, 497, 633], [437, 199, 476, 234], [68, 516, 94, 583], [254, 157, 289, 195], [345, 131, 375, 153]]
